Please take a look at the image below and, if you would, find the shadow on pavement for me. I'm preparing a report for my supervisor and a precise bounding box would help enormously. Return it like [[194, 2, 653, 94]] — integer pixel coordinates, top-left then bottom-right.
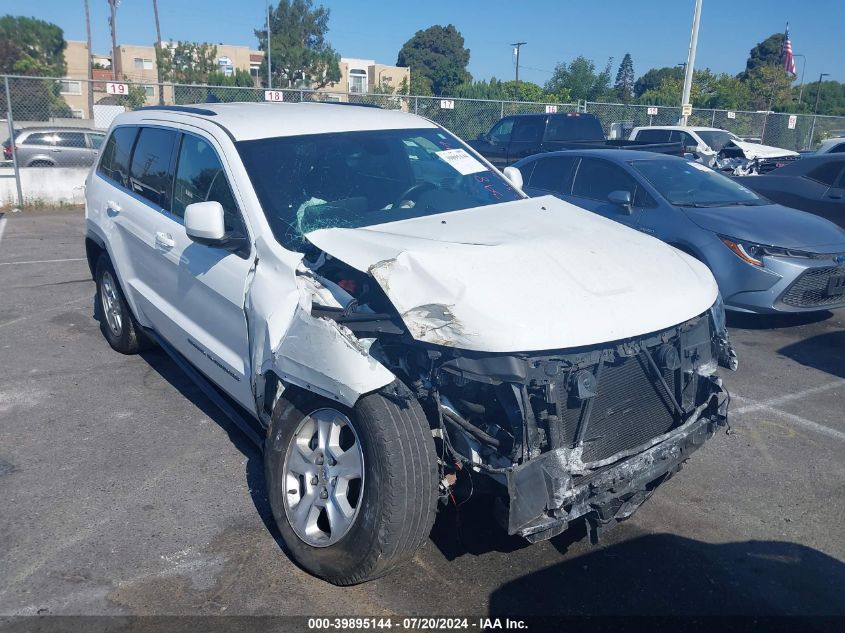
[[138, 348, 283, 550], [727, 310, 832, 331], [488, 534, 845, 618], [778, 331, 845, 379]]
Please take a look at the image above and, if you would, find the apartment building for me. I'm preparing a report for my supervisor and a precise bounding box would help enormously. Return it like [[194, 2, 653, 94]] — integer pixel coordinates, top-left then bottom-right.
[[60, 42, 409, 117]]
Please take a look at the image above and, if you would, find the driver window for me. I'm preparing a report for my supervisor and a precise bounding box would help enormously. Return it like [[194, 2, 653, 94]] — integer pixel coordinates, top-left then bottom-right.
[[172, 134, 245, 234], [489, 118, 515, 144]]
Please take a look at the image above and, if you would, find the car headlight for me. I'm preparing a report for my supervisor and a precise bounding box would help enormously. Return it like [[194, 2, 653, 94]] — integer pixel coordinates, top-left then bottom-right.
[[719, 236, 815, 267]]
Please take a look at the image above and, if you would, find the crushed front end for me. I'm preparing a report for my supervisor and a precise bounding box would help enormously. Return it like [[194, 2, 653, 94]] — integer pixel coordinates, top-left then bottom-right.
[[420, 311, 730, 543]]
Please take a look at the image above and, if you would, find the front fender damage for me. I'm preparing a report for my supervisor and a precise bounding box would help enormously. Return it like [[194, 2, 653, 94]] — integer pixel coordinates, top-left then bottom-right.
[[244, 238, 395, 412]]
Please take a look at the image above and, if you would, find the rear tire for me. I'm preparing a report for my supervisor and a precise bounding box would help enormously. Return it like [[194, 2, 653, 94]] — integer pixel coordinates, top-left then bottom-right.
[[94, 253, 150, 354], [265, 384, 438, 585]]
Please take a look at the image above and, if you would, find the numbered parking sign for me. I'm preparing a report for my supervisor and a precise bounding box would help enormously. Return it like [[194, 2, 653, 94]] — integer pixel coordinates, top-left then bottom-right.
[[727, 111, 736, 119], [545, 105, 558, 113], [264, 90, 284, 102], [647, 106, 658, 116], [106, 82, 128, 95], [788, 115, 798, 130], [439, 99, 455, 110]]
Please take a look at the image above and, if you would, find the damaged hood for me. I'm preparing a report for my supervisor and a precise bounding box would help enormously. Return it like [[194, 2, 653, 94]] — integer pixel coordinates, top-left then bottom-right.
[[305, 197, 718, 353], [724, 139, 799, 160]]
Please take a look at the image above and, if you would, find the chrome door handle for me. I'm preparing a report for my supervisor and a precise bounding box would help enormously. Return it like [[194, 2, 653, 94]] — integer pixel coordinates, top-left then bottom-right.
[[106, 200, 121, 214], [155, 232, 175, 249]]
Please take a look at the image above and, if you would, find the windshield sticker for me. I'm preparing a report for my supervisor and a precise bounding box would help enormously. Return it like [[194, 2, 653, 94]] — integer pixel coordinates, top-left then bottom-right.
[[435, 148, 487, 175]]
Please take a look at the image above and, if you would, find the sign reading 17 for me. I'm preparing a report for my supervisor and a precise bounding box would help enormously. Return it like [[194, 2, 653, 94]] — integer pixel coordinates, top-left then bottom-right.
[[106, 82, 128, 95]]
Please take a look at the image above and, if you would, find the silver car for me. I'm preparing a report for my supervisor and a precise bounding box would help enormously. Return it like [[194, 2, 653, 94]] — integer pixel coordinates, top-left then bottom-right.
[[4, 127, 106, 167]]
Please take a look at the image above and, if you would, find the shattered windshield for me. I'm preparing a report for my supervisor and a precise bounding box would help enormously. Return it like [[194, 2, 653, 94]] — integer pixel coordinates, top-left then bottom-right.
[[237, 127, 521, 250], [632, 158, 766, 207], [696, 130, 740, 152]]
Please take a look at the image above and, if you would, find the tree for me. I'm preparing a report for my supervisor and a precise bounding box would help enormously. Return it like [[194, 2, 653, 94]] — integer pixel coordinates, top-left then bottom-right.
[[155, 41, 218, 84], [545, 56, 612, 102], [743, 64, 793, 111], [255, 0, 341, 89], [614, 53, 635, 102], [397, 24, 471, 96], [455, 78, 547, 102], [633, 66, 684, 98], [0, 15, 66, 76], [207, 68, 255, 87], [741, 33, 785, 80]]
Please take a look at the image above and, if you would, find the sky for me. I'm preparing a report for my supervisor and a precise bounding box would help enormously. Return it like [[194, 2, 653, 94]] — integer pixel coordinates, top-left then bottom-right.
[[5, 0, 845, 85]]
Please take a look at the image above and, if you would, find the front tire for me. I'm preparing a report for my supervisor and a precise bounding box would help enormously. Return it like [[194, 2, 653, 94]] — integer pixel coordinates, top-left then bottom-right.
[[265, 385, 438, 585]]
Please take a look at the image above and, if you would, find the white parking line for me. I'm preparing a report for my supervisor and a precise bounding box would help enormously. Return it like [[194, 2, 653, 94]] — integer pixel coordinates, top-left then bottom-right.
[[761, 407, 845, 443], [732, 379, 845, 415], [0, 216, 7, 246], [0, 257, 86, 266]]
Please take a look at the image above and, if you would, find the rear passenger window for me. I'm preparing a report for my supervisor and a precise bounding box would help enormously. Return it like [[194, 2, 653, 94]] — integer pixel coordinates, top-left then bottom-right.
[[572, 158, 639, 202], [98, 126, 137, 188], [528, 156, 579, 194], [173, 134, 245, 233], [806, 161, 844, 186], [54, 132, 87, 148], [22, 132, 56, 146], [129, 127, 178, 208], [830, 143, 845, 154], [634, 129, 671, 143]]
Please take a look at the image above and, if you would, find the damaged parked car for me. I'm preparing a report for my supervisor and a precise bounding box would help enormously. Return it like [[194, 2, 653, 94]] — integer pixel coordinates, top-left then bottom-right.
[[629, 126, 799, 175], [85, 102, 733, 585]]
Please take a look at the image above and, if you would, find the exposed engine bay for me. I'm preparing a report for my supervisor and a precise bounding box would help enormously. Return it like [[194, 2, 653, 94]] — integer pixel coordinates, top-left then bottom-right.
[[297, 247, 733, 543]]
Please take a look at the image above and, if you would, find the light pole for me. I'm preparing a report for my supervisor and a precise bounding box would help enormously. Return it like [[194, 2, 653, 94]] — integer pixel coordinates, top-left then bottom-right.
[[511, 42, 526, 86], [793, 54, 807, 105], [152, 0, 164, 105], [266, 1, 272, 89], [807, 72, 830, 150], [680, 0, 703, 125]]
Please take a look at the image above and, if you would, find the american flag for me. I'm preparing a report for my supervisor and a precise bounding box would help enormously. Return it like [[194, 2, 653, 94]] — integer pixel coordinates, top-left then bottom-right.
[[783, 24, 796, 76]]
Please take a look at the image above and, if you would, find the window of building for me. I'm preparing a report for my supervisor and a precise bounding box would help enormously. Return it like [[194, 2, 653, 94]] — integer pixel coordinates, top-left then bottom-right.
[[70, 109, 84, 119], [133, 58, 154, 71], [59, 80, 82, 95], [144, 85, 155, 97], [217, 56, 234, 77], [349, 69, 367, 94]]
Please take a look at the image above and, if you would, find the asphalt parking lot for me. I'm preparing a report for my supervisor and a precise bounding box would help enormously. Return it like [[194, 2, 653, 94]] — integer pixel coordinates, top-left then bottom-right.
[[1, 209, 844, 620]]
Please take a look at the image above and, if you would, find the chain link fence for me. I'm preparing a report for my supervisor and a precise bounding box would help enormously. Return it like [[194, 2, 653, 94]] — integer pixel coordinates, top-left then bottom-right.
[[3, 73, 845, 206]]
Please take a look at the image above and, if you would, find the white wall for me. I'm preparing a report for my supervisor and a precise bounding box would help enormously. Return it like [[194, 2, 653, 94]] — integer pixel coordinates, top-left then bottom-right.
[[0, 168, 89, 207]]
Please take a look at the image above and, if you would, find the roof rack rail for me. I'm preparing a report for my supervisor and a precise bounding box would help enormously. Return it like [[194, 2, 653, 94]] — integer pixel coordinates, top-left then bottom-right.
[[317, 101, 382, 109], [137, 105, 218, 116]]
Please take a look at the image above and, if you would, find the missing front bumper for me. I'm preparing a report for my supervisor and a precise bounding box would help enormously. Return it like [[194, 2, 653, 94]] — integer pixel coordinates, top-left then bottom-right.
[[502, 376, 728, 542]]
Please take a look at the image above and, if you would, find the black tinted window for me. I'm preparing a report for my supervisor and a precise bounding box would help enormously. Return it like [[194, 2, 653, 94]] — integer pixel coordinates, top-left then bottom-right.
[[512, 118, 545, 144], [634, 129, 671, 143], [22, 132, 56, 146], [173, 134, 244, 233], [54, 132, 87, 148], [98, 126, 137, 188], [489, 118, 515, 143], [572, 158, 638, 202], [830, 143, 845, 154], [674, 131, 697, 148], [806, 161, 844, 186], [129, 127, 177, 208], [527, 156, 579, 193], [545, 114, 605, 141]]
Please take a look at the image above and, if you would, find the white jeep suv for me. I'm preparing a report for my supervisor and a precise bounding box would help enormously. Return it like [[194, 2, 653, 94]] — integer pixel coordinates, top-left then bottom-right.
[[85, 102, 732, 585]]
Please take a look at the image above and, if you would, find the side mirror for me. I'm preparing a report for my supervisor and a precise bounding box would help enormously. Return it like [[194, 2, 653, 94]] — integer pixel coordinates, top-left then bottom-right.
[[503, 166, 524, 191], [185, 201, 248, 254], [185, 201, 226, 242], [608, 190, 633, 213]]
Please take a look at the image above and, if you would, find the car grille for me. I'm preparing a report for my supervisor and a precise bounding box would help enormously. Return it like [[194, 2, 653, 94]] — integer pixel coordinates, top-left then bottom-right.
[[781, 265, 845, 307], [554, 352, 680, 464], [758, 155, 799, 174]]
